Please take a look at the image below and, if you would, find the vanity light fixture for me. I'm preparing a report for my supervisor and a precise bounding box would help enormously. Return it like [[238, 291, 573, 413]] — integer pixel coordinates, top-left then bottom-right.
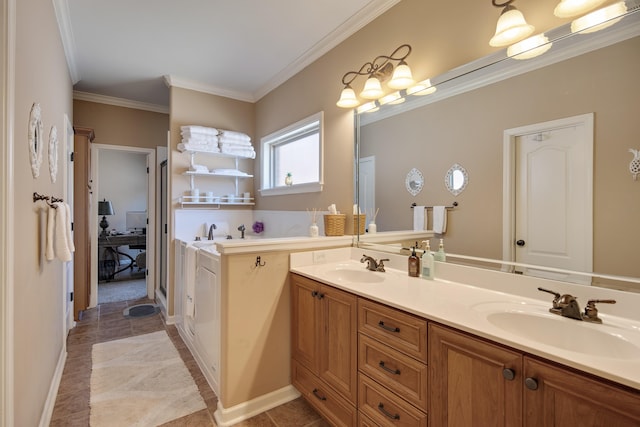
[[489, 0, 535, 47], [407, 78, 437, 96], [571, 1, 628, 33], [336, 44, 415, 108], [554, 0, 607, 18], [507, 33, 553, 59]]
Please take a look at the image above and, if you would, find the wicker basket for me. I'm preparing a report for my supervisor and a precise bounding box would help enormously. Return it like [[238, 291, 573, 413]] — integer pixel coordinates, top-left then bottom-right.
[[324, 214, 346, 236], [352, 214, 366, 235]]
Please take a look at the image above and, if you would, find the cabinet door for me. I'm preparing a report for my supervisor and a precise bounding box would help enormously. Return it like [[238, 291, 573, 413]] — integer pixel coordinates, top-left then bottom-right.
[[291, 274, 320, 373], [524, 358, 640, 426], [319, 284, 358, 404], [429, 324, 522, 426]]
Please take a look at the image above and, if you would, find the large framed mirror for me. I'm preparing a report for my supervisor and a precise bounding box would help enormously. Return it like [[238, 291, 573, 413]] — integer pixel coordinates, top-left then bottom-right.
[[355, 2, 640, 292]]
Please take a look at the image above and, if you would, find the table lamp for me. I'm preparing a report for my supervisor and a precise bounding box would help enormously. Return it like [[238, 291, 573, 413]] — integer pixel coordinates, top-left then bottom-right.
[[98, 199, 115, 236]]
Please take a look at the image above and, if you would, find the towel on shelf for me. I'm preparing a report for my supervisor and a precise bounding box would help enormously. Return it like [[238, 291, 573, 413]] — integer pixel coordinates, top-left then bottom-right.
[[180, 136, 215, 145], [64, 203, 75, 253], [220, 146, 256, 159], [433, 206, 447, 234], [178, 142, 220, 153], [54, 202, 72, 261], [46, 206, 56, 261], [184, 245, 198, 318], [413, 206, 426, 231], [189, 164, 209, 173], [218, 137, 252, 146], [217, 129, 251, 142], [180, 125, 219, 136]]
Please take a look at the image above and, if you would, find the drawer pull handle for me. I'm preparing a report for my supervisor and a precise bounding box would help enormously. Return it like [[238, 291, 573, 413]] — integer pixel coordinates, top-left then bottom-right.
[[378, 403, 400, 420], [312, 388, 327, 401], [310, 291, 324, 299], [378, 321, 400, 333], [379, 361, 401, 375]]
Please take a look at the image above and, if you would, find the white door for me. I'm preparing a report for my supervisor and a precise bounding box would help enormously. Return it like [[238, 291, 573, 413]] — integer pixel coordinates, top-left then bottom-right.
[[504, 114, 593, 284], [358, 155, 375, 229]]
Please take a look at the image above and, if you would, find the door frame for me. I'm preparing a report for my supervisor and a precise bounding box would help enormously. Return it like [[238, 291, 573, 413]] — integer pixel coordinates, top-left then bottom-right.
[[91, 144, 156, 306], [502, 113, 594, 274]]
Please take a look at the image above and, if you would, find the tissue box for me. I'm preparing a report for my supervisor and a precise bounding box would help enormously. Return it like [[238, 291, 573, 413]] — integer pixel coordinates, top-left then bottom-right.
[[324, 214, 346, 236], [352, 214, 366, 235]]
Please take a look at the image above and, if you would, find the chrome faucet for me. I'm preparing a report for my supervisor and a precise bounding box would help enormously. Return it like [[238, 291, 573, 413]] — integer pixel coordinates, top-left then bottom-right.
[[207, 223, 217, 240], [237, 224, 246, 239], [538, 287, 616, 323], [360, 255, 389, 272]]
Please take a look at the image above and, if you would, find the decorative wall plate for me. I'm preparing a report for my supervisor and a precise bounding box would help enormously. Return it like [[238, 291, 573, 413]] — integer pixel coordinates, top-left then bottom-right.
[[49, 125, 58, 183], [28, 103, 44, 178], [405, 168, 424, 196]]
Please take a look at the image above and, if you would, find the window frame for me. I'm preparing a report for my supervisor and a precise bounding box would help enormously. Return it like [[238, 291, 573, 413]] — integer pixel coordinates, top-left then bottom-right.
[[259, 111, 324, 196]]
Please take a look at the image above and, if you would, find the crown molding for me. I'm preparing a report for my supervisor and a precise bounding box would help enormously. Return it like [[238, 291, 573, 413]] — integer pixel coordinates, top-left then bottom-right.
[[52, 0, 80, 84], [163, 75, 255, 103], [73, 91, 169, 114]]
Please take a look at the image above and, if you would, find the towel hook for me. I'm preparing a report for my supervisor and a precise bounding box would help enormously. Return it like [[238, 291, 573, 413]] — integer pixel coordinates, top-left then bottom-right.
[[255, 256, 266, 267], [33, 192, 60, 209]]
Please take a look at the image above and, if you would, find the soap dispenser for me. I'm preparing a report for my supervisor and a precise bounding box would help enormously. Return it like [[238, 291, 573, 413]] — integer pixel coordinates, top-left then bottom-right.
[[408, 246, 420, 277], [434, 238, 446, 262], [421, 240, 435, 280]]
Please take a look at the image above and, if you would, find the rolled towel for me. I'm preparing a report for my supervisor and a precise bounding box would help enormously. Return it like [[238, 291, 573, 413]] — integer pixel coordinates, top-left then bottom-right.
[[413, 206, 426, 231], [433, 206, 447, 234], [46, 206, 55, 261]]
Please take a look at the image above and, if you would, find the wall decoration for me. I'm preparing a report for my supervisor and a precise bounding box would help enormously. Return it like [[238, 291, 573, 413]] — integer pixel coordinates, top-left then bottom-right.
[[405, 168, 424, 196], [629, 149, 640, 181], [48, 125, 58, 183], [445, 163, 469, 196], [28, 102, 44, 178]]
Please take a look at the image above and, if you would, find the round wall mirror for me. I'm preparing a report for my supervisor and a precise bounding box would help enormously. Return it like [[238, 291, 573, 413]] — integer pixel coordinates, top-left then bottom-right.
[[406, 168, 424, 196], [28, 102, 43, 179], [445, 163, 468, 196]]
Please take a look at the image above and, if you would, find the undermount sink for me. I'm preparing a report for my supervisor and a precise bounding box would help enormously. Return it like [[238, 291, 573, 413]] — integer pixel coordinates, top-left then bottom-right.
[[477, 303, 640, 359], [323, 267, 385, 283], [190, 240, 217, 248]]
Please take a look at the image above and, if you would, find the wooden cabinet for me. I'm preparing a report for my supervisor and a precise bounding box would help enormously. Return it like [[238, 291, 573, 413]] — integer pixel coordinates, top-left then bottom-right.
[[72, 127, 94, 320], [430, 323, 640, 427], [291, 273, 358, 415]]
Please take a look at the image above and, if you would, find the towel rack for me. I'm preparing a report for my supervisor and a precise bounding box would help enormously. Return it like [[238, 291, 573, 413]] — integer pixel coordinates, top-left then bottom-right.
[[33, 192, 63, 209], [410, 201, 458, 209]]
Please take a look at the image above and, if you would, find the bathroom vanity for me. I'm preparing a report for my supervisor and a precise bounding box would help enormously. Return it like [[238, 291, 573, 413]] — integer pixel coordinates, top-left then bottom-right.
[[290, 248, 640, 426]]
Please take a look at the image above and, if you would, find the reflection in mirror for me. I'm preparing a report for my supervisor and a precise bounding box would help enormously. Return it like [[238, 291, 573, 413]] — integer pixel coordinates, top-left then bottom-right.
[[445, 164, 468, 196], [29, 102, 43, 179], [355, 6, 640, 293]]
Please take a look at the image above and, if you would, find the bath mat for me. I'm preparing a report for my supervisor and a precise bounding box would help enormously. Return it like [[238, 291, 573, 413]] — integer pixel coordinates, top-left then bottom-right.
[[90, 330, 206, 426], [123, 303, 160, 319]]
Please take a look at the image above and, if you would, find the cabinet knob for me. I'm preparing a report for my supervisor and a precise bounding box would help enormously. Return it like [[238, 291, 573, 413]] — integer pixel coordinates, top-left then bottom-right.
[[525, 377, 539, 390], [502, 368, 516, 381]]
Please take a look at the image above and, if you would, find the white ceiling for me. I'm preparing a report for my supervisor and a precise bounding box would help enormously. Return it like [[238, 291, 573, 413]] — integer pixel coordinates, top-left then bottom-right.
[[58, 0, 400, 110]]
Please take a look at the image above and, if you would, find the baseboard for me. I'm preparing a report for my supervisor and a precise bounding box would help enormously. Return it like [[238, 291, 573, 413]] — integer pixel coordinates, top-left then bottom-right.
[[213, 385, 301, 427], [38, 345, 67, 427]]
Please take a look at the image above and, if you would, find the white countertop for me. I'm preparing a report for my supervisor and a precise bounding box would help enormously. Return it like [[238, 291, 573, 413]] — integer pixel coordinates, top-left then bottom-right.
[[290, 247, 640, 391]]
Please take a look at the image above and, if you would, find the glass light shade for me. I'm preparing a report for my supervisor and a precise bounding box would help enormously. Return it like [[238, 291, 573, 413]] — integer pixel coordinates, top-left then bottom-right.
[[336, 86, 359, 108], [489, 6, 535, 47], [507, 34, 553, 60], [357, 101, 379, 114], [388, 63, 415, 89], [554, 0, 606, 18], [360, 77, 384, 99], [571, 2, 627, 34], [407, 79, 437, 96], [379, 92, 405, 105]]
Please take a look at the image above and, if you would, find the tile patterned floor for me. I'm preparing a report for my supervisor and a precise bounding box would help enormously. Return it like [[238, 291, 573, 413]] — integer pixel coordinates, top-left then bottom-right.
[[50, 295, 329, 426]]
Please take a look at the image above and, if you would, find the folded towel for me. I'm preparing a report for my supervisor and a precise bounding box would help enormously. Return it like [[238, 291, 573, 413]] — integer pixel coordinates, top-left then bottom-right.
[[184, 245, 198, 318], [64, 203, 75, 253], [413, 206, 426, 231], [218, 129, 251, 142], [220, 146, 256, 159], [180, 136, 214, 145], [178, 142, 221, 153], [46, 206, 56, 261], [210, 168, 249, 176], [433, 206, 447, 234], [218, 137, 252, 146], [54, 202, 72, 261], [189, 164, 209, 172], [180, 125, 219, 136]]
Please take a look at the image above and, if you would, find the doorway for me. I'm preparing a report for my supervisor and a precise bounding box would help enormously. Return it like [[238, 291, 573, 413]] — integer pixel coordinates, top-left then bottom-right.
[[358, 155, 376, 230], [92, 144, 156, 306], [502, 113, 593, 284]]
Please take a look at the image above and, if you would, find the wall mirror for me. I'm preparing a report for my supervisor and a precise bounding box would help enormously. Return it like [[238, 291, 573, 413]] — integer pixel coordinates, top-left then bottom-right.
[[355, 3, 640, 292], [28, 102, 43, 179], [405, 168, 424, 196], [445, 164, 467, 196], [49, 125, 58, 183]]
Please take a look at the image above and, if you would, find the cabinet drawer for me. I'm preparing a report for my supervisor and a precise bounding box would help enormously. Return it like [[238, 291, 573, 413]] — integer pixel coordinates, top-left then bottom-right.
[[359, 298, 428, 360], [292, 361, 357, 427], [359, 374, 427, 427], [359, 334, 428, 409], [359, 411, 381, 426]]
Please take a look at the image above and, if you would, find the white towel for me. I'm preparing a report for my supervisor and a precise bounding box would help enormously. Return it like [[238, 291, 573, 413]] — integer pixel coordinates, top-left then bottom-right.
[[180, 125, 219, 136], [46, 206, 56, 261], [413, 206, 426, 231], [54, 202, 72, 261], [433, 206, 447, 234], [177, 142, 221, 153], [218, 137, 252, 146], [220, 146, 256, 159], [218, 129, 251, 142], [189, 164, 209, 172], [184, 245, 198, 318], [64, 203, 75, 253]]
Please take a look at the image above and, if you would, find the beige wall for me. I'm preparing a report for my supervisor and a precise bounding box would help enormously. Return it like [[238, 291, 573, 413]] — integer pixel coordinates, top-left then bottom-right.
[[360, 37, 640, 283], [13, 0, 73, 424], [73, 99, 169, 149]]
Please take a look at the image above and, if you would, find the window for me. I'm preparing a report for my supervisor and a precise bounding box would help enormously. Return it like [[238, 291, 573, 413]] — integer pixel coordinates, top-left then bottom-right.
[[260, 112, 324, 196]]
